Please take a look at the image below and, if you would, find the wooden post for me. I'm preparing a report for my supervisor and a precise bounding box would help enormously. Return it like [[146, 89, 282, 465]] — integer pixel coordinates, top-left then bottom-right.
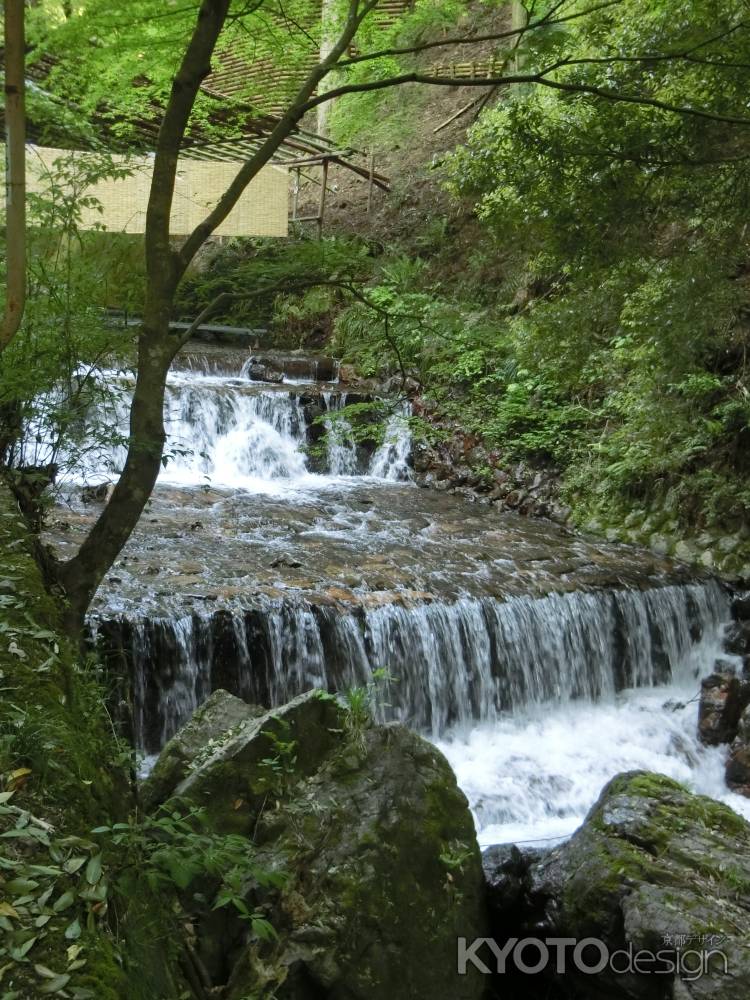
[[1, 0, 26, 353], [317, 159, 329, 239], [292, 167, 300, 221], [366, 150, 375, 216]]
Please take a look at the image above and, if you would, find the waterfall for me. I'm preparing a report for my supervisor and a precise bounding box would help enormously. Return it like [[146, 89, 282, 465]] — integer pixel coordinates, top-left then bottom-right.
[[49, 367, 412, 489], [98, 580, 730, 753], [322, 391, 360, 476], [369, 411, 412, 481], [53, 346, 749, 840]]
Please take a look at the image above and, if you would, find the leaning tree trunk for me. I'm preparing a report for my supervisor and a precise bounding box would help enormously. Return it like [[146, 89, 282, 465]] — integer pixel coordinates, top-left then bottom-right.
[[58, 322, 173, 630]]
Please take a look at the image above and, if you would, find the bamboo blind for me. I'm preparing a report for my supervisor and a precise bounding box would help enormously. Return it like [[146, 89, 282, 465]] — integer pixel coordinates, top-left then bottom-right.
[[3, 145, 289, 237]]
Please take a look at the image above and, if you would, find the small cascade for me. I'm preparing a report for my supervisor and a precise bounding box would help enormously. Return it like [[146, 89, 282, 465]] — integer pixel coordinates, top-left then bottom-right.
[[161, 382, 309, 487], [322, 391, 360, 475], [48, 342, 749, 841], [369, 411, 412, 481], [51, 364, 412, 489], [97, 580, 730, 753]]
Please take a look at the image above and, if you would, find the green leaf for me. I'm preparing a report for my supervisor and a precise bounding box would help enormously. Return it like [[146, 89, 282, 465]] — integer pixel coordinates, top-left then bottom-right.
[[52, 891, 75, 913], [64, 918, 81, 941], [9, 936, 37, 960], [34, 965, 58, 979], [84, 853, 102, 885], [63, 857, 87, 875], [37, 886, 54, 907], [39, 975, 71, 994], [6, 878, 39, 894]]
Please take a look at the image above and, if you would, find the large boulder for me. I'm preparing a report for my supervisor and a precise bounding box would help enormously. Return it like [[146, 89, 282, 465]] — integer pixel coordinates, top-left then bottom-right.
[[151, 689, 488, 1000], [525, 771, 750, 1000], [140, 688, 264, 811]]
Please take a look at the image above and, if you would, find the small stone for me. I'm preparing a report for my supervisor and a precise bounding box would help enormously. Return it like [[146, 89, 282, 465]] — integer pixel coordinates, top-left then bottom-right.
[[674, 540, 696, 563], [650, 533, 671, 556], [718, 536, 740, 554]]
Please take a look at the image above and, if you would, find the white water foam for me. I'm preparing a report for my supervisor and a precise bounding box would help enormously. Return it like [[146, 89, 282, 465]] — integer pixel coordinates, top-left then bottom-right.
[[438, 682, 750, 849], [49, 368, 411, 492]]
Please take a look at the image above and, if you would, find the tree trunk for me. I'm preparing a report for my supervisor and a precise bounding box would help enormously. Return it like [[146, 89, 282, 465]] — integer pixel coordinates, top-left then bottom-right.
[[511, 2, 529, 75], [59, 322, 173, 629], [1, 0, 26, 352]]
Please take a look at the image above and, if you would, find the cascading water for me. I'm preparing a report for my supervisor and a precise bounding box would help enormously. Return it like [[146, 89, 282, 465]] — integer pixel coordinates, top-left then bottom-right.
[[322, 391, 360, 476], [50, 365, 411, 489], [50, 343, 750, 845]]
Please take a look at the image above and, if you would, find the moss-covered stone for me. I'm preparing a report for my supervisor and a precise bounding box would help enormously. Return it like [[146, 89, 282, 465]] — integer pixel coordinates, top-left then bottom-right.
[[528, 770, 750, 999], [140, 687, 264, 812], [150, 689, 488, 998]]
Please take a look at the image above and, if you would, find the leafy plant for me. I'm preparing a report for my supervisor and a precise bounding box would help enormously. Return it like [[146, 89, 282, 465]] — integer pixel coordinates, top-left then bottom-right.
[[342, 669, 395, 750]]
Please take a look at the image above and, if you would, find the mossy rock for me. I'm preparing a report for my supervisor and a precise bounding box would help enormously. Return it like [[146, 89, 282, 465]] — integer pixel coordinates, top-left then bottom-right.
[[528, 771, 750, 999], [140, 688, 265, 811], [156, 689, 488, 998], [227, 723, 488, 1000]]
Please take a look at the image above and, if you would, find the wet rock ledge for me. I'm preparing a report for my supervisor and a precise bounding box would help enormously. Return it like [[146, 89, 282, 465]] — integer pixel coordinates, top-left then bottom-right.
[[698, 590, 750, 795], [483, 771, 750, 1000]]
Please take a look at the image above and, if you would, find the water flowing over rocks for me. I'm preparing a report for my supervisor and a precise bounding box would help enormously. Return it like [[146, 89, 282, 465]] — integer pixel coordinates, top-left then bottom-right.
[[145, 689, 488, 1000], [100, 580, 728, 755]]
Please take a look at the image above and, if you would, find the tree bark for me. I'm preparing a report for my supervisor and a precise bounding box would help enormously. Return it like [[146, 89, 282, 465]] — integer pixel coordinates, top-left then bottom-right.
[[1, 0, 26, 353]]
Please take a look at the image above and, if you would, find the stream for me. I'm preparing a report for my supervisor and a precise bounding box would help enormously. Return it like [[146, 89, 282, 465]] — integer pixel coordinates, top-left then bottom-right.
[[49, 345, 750, 847]]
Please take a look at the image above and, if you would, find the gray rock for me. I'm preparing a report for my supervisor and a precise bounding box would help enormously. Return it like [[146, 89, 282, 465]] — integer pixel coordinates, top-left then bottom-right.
[[726, 705, 750, 797], [724, 620, 750, 658], [157, 690, 488, 1000], [244, 361, 284, 383], [528, 771, 750, 999], [731, 592, 750, 622], [482, 843, 549, 928], [140, 688, 264, 811], [697, 670, 747, 746]]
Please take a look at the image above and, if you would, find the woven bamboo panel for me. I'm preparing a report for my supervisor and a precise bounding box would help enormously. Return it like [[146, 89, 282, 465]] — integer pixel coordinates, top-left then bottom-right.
[[3, 146, 289, 237]]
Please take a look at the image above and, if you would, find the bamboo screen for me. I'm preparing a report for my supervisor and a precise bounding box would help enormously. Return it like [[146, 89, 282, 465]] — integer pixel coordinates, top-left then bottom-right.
[[4, 146, 289, 236]]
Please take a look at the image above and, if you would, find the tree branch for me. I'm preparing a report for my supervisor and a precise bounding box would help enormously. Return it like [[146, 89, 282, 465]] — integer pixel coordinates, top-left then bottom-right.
[[145, 0, 233, 297], [177, 0, 380, 271], [300, 64, 750, 127]]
